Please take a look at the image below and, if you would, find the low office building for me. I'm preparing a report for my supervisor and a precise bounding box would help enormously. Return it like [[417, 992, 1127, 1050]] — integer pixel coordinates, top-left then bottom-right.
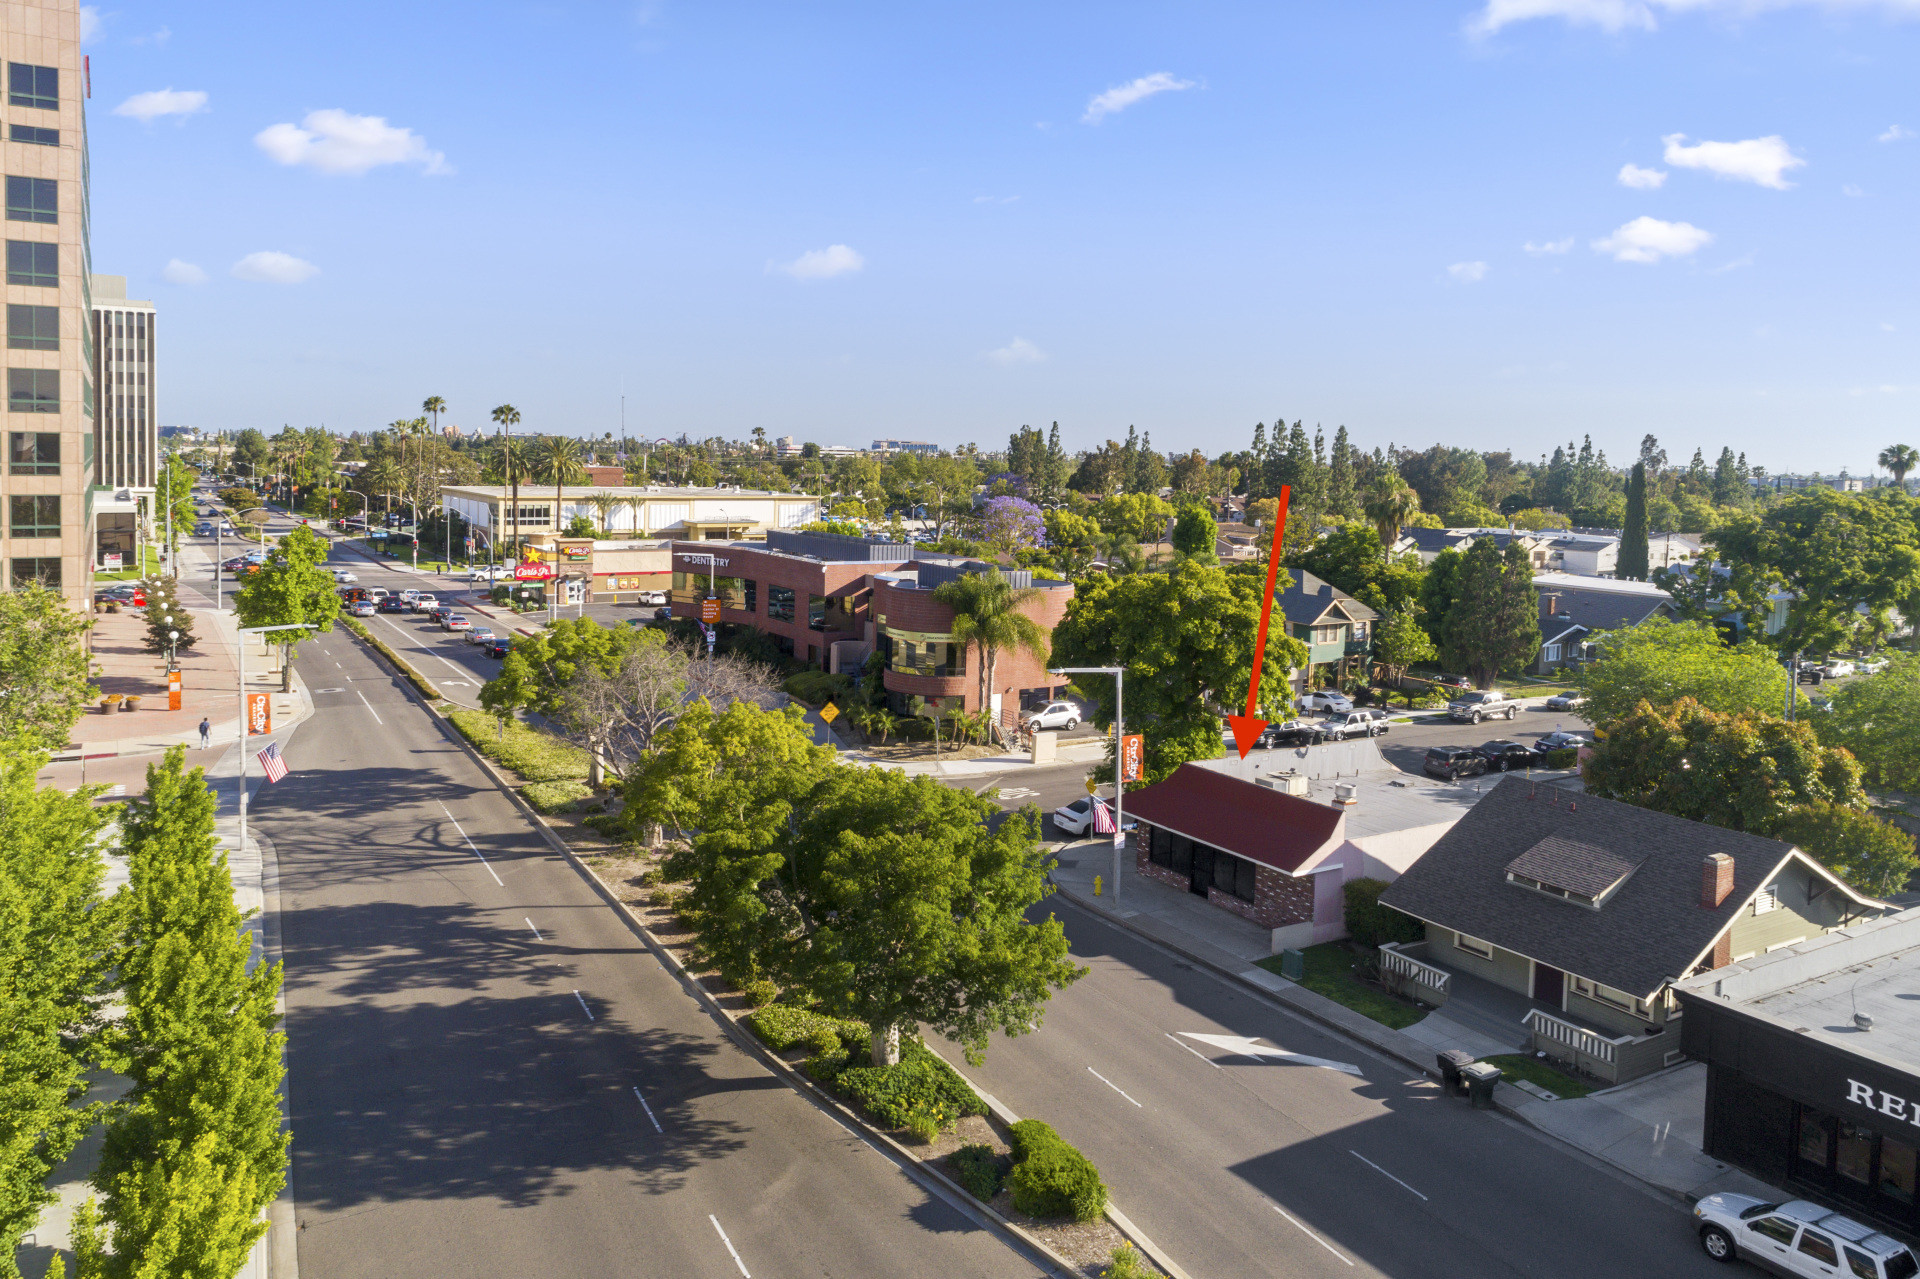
[[1677, 910, 1920, 1239], [1380, 779, 1887, 1084], [440, 483, 820, 547], [870, 557, 1073, 721]]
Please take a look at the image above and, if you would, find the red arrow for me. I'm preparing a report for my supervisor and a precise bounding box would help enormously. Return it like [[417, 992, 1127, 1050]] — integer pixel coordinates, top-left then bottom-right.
[[1226, 484, 1292, 759]]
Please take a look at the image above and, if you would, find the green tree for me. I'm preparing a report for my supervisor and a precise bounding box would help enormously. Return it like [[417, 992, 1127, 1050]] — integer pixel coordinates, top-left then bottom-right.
[[1818, 654, 1920, 790], [479, 616, 641, 722], [1576, 618, 1800, 728], [1091, 492, 1173, 550], [491, 404, 523, 551], [540, 434, 589, 530], [1363, 475, 1421, 565], [1042, 509, 1104, 578], [1771, 803, 1917, 899], [1287, 524, 1425, 616], [0, 739, 117, 1275], [1506, 507, 1571, 532], [1880, 444, 1918, 487], [1052, 561, 1310, 782], [933, 569, 1050, 726], [632, 702, 1082, 1065], [1325, 425, 1357, 520], [234, 525, 340, 691], [1169, 503, 1217, 563], [1619, 461, 1651, 581], [0, 585, 96, 750], [1438, 539, 1540, 687], [92, 749, 287, 1278], [140, 577, 198, 658], [1372, 610, 1437, 696], [422, 394, 446, 432]]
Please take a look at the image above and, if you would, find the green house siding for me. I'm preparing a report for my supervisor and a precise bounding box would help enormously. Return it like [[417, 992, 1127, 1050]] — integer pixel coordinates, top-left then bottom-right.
[[1566, 987, 1663, 1037], [1725, 861, 1866, 960], [1439, 928, 1533, 995]]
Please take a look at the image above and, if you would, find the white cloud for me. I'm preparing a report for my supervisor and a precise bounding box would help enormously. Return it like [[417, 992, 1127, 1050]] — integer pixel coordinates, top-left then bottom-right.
[[1591, 216, 1713, 263], [1471, 0, 1920, 36], [774, 244, 864, 281], [1843, 183, 1866, 197], [1617, 162, 1668, 189], [255, 110, 449, 176], [231, 251, 319, 284], [161, 259, 207, 285], [1884, 322, 1897, 331], [1448, 260, 1489, 282], [1662, 133, 1804, 188], [1880, 125, 1914, 142], [113, 89, 208, 122], [986, 338, 1048, 366], [1082, 72, 1194, 124], [130, 27, 172, 47], [1523, 236, 1575, 254], [79, 5, 100, 43]]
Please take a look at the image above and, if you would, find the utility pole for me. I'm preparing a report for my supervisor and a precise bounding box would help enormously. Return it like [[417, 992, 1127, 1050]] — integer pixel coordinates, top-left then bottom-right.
[[1050, 665, 1127, 903], [237, 622, 307, 855]]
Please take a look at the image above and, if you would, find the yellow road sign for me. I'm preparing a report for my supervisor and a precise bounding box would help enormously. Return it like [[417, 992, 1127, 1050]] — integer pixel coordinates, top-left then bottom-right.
[[818, 703, 839, 724], [1085, 776, 1098, 795]]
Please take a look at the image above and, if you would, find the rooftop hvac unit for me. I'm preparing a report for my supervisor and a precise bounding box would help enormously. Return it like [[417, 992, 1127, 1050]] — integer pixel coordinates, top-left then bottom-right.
[[1260, 770, 1310, 797], [1333, 781, 1358, 806]]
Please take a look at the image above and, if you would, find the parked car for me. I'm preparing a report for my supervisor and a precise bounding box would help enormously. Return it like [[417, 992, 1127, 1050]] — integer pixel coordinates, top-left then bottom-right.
[[411, 594, 439, 612], [1692, 1193, 1918, 1276], [94, 583, 145, 606], [1822, 659, 1857, 678], [1256, 718, 1327, 748], [1298, 689, 1354, 714], [1318, 709, 1390, 740], [1531, 730, 1591, 757], [484, 639, 511, 658], [1859, 656, 1891, 675], [1024, 700, 1081, 731], [463, 627, 497, 645], [331, 569, 358, 584], [1543, 691, 1583, 712], [378, 596, 409, 613], [653, 606, 672, 622], [1448, 689, 1517, 724], [469, 566, 508, 582], [1423, 746, 1489, 781], [1052, 797, 1097, 836], [1472, 740, 1537, 772], [349, 601, 376, 617], [635, 590, 668, 605], [1428, 673, 1472, 690], [443, 614, 472, 632]]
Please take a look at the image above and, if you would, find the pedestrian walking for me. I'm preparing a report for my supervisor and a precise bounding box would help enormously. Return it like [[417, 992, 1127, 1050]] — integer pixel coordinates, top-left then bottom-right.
[[198, 717, 211, 749]]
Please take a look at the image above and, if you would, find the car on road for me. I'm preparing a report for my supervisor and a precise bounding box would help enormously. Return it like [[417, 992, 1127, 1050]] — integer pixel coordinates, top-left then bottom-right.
[[1051, 797, 1099, 836], [425, 605, 453, 624], [1423, 745, 1490, 781], [1860, 656, 1891, 675], [1531, 730, 1591, 757], [331, 569, 358, 584], [365, 587, 388, 602], [378, 596, 408, 613], [463, 627, 497, 645], [1472, 740, 1537, 772], [484, 639, 511, 658], [194, 522, 213, 536], [1448, 689, 1517, 724], [397, 588, 420, 602], [443, 614, 471, 631], [469, 566, 509, 582], [94, 583, 146, 607], [1255, 718, 1327, 748], [1543, 691, 1583, 712], [1024, 700, 1081, 731], [1692, 1192, 1918, 1277], [410, 594, 439, 612], [1318, 709, 1390, 740], [349, 601, 376, 617], [1298, 689, 1354, 714]]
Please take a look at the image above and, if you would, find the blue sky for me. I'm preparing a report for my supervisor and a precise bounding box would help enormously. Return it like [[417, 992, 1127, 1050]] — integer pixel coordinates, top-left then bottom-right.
[[83, 0, 1920, 471]]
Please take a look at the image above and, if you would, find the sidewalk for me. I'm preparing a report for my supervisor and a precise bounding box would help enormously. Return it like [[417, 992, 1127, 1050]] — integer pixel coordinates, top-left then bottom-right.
[[1046, 839, 1779, 1207], [853, 734, 1112, 776]]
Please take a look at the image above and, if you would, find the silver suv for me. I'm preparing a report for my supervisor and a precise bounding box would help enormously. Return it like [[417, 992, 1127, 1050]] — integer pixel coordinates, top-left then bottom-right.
[[1694, 1193, 1918, 1277], [1024, 701, 1080, 731]]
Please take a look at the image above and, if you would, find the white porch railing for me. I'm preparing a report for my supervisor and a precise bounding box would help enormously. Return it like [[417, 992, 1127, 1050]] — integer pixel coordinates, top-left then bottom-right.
[[1379, 943, 1451, 993], [1523, 1009, 1634, 1065]]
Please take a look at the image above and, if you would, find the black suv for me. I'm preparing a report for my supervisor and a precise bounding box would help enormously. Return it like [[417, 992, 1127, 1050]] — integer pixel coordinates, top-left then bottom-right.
[[1424, 746, 1489, 780], [1473, 740, 1536, 772]]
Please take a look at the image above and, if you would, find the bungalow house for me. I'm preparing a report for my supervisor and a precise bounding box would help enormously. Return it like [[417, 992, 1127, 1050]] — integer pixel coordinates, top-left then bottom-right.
[[1124, 746, 1483, 948], [1531, 572, 1674, 675], [1377, 778, 1888, 1084], [1279, 571, 1379, 693]]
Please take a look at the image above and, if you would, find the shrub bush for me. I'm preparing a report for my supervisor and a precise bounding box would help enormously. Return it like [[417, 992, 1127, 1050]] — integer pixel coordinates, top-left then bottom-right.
[[781, 670, 851, 705], [1101, 1243, 1151, 1279], [521, 779, 591, 814], [1543, 746, 1578, 769], [741, 978, 777, 1008], [1342, 877, 1424, 949], [745, 1004, 868, 1053], [834, 1041, 985, 1132], [1006, 1119, 1107, 1221], [445, 708, 591, 782], [948, 1144, 1003, 1200]]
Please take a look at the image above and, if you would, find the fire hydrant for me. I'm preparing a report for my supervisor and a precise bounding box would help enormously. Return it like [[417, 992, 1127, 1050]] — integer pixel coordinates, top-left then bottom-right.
[[1094, 874, 1103, 897]]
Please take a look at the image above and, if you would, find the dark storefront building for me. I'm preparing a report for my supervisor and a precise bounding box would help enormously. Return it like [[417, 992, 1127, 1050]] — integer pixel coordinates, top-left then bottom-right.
[[1678, 911, 1920, 1239]]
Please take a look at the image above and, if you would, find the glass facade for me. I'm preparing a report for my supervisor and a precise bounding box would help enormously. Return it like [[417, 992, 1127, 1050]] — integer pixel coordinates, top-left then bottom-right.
[[767, 584, 796, 622], [888, 638, 965, 678], [1795, 1103, 1920, 1216], [672, 570, 755, 611]]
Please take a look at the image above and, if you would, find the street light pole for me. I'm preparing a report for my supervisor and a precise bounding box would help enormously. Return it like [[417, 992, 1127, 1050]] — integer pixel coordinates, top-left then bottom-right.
[[1050, 665, 1126, 903], [681, 552, 720, 664], [237, 622, 308, 856]]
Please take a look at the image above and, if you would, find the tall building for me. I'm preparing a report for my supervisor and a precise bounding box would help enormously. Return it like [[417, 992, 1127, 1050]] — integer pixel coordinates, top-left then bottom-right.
[[2, 0, 94, 609], [89, 273, 154, 566]]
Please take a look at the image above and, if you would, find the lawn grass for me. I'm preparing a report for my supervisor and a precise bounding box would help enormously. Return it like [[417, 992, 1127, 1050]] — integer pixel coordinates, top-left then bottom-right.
[[1481, 1052, 1594, 1100], [446, 706, 590, 782], [92, 545, 163, 582], [521, 779, 592, 814], [1257, 942, 1428, 1030]]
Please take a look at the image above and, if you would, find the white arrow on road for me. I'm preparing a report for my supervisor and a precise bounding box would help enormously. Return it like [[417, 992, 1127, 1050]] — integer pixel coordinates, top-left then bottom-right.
[[1178, 1033, 1364, 1077]]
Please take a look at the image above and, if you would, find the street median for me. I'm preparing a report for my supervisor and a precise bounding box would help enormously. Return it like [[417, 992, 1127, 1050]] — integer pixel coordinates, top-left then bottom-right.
[[340, 616, 442, 701]]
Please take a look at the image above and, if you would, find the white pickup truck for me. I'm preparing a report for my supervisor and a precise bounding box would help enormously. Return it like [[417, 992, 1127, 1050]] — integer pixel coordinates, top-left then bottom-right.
[[1447, 689, 1517, 724]]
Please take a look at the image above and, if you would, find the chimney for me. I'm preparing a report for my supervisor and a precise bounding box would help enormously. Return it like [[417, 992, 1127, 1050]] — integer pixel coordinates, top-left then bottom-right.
[[1701, 853, 1735, 909], [1543, 592, 1561, 616]]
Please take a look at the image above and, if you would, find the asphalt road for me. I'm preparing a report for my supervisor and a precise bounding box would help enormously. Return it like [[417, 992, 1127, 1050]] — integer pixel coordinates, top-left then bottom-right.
[[933, 901, 1724, 1279], [252, 621, 1046, 1278]]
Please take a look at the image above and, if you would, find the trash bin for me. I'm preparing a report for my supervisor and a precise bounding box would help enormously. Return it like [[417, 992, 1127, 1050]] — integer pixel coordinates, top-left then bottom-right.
[[1462, 1061, 1502, 1109], [1437, 1049, 1475, 1096], [1279, 948, 1305, 981]]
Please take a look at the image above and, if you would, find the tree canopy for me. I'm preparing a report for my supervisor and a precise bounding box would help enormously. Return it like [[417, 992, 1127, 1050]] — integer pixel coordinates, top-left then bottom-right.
[[233, 525, 339, 689], [1286, 524, 1425, 616], [1435, 539, 1540, 687], [1817, 654, 1920, 792], [1575, 617, 1800, 728], [0, 584, 96, 750]]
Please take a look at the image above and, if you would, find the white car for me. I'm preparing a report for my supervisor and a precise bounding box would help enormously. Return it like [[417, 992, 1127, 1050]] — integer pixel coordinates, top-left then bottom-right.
[[331, 569, 358, 584], [365, 587, 388, 602], [469, 566, 509, 582], [1024, 700, 1081, 732], [410, 594, 438, 611], [1318, 709, 1390, 740], [635, 590, 669, 605], [1052, 797, 1096, 836], [397, 589, 421, 603], [1298, 689, 1354, 714], [1823, 659, 1857, 678], [1692, 1192, 1918, 1277]]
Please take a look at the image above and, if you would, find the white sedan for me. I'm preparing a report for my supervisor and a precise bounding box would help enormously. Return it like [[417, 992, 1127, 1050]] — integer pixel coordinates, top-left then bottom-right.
[[331, 569, 358, 584], [1298, 689, 1354, 714], [1052, 797, 1096, 836], [463, 627, 497, 646]]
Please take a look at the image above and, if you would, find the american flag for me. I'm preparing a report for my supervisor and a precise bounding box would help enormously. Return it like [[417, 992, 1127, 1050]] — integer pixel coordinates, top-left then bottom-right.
[[257, 740, 288, 783], [1090, 798, 1116, 835]]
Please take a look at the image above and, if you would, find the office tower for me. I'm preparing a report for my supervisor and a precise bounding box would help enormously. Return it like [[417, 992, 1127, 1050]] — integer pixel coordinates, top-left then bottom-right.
[[2, 0, 94, 609], [90, 273, 153, 567]]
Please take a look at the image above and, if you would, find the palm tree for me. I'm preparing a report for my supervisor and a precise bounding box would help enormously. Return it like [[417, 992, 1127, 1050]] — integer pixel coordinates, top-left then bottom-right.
[[1363, 474, 1421, 565], [359, 459, 402, 522], [588, 492, 621, 536], [931, 567, 1050, 733], [423, 395, 446, 434], [491, 404, 522, 552], [539, 435, 589, 534], [1880, 444, 1919, 487]]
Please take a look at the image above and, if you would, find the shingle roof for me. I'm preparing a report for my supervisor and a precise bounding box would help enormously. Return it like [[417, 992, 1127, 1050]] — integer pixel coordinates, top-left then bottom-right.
[[1277, 570, 1379, 627], [1378, 776, 1804, 997], [1505, 835, 1641, 900], [1536, 585, 1670, 642], [1123, 763, 1344, 873]]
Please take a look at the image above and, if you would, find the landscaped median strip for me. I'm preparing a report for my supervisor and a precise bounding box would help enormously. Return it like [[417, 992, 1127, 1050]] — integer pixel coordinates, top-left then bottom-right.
[[339, 615, 443, 701]]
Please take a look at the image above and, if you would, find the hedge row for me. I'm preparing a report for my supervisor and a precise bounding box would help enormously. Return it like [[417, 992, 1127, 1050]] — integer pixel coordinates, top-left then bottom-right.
[[1006, 1119, 1107, 1222], [835, 1042, 986, 1131], [745, 1004, 869, 1053], [340, 616, 441, 700], [443, 707, 591, 783]]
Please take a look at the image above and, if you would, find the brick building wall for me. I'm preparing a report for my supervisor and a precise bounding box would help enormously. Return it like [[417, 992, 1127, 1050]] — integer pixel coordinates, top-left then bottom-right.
[[1134, 823, 1314, 930], [668, 541, 907, 667], [873, 575, 1074, 720]]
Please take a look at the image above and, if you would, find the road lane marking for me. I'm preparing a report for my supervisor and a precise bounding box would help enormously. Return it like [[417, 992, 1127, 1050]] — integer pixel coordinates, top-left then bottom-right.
[[436, 803, 503, 885], [1087, 1066, 1142, 1108], [710, 1215, 751, 1277], [525, 917, 543, 941], [633, 1086, 663, 1133], [1271, 1205, 1353, 1266], [1179, 1032, 1363, 1077], [573, 990, 595, 1021], [312, 687, 345, 694], [1349, 1150, 1427, 1200], [356, 690, 383, 724], [1166, 1032, 1221, 1069]]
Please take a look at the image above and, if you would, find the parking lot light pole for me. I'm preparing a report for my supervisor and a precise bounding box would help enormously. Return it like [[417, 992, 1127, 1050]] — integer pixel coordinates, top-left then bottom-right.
[[1050, 665, 1125, 903], [680, 552, 721, 663], [237, 622, 308, 854]]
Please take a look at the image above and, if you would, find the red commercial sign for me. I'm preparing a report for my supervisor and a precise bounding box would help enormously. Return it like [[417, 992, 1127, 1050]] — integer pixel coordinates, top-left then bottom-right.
[[1120, 734, 1144, 783], [700, 597, 721, 623], [246, 693, 271, 736], [513, 563, 555, 581]]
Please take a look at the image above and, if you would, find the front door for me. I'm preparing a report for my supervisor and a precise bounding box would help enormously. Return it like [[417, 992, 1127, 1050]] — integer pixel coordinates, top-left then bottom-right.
[[1189, 842, 1215, 897], [1533, 963, 1564, 1006]]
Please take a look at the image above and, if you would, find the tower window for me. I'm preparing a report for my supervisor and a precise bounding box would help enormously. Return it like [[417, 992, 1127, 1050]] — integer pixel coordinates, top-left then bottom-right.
[[5, 177, 57, 224], [8, 63, 58, 111], [6, 240, 56, 286]]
